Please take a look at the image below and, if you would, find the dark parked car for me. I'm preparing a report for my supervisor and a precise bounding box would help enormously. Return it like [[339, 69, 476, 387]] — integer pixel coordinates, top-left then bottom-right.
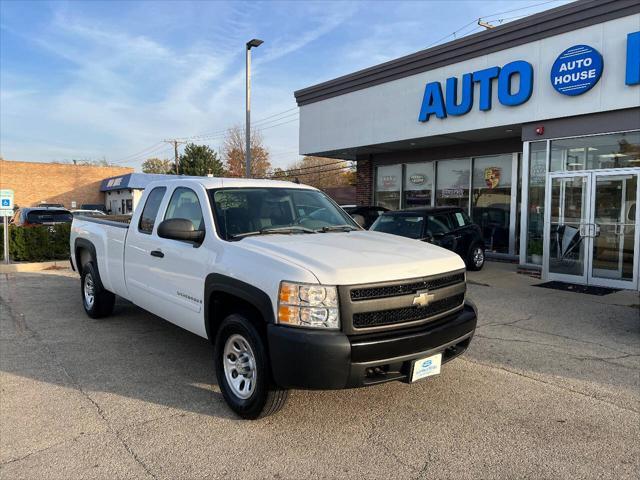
[[10, 207, 73, 226], [370, 207, 486, 270], [342, 205, 389, 229]]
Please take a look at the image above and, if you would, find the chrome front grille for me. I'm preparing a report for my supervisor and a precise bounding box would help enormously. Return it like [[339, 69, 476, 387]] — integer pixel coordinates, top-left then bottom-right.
[[339, 270, 466, 334], [352, 293, 465, 328], [350, 272, 465, 301]]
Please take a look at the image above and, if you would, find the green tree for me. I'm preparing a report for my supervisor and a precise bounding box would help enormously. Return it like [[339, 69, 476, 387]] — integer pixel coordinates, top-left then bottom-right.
[[142, 157, 173, 174], [178, 143, 225, 176]]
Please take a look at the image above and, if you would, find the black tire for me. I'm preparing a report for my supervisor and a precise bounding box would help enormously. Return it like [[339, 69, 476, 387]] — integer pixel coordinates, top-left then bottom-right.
[[466, 243, 485, 271], [81, 262, 115, 319], [214, 314, 288, 419]]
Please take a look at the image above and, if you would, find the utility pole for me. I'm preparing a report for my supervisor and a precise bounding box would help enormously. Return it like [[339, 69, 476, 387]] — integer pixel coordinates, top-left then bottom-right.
[[245, 38, 264, 178], [163, 139, 186, 174]]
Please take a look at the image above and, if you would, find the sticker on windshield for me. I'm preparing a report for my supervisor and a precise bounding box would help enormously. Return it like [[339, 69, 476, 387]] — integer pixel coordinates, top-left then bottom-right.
[[455, 212, 465, 226]]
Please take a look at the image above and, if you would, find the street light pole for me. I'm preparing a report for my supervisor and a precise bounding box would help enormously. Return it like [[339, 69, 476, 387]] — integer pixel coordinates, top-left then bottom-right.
[[245, 38, 263, 178]]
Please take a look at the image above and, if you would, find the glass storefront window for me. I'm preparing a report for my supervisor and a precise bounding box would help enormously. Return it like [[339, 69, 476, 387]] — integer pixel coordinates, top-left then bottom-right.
[[471, 155, 512, 253], [404, 162, 434, 208], [550, 131, 640, 171], [526, 142, 547, 264], [436, 159, 470, 210], [375, 164, 402, 210]]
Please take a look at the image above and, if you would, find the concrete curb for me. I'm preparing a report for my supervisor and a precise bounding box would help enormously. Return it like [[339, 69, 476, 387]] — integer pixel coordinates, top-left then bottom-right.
[[0, 260, 71, 273]]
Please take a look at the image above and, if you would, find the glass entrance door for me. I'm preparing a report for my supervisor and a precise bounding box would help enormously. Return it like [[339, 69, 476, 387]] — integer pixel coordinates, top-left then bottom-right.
[[545, 174, 589, 283], [544, 170, 640, 289], [588, 172, 639, 289]]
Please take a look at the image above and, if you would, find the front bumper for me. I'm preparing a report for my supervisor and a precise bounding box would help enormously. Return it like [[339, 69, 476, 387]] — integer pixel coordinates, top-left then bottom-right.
[[268, 301, 477, 389]]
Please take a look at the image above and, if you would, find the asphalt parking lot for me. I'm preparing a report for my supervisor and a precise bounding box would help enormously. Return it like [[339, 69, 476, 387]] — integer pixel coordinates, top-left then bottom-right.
[[1, 263, 639, 480]]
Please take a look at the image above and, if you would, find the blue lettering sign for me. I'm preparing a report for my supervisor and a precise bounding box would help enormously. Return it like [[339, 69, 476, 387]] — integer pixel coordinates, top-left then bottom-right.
[[445, 73, 473, 116], [626, 31, 640, 86], [418, 82, 446, 122], [472, 66, 500, 111], [498, 61, 534, 106], [550, 45, 603, 96]]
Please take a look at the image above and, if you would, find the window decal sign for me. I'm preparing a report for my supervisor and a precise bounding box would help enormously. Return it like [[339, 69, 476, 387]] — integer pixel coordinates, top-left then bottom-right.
[[409, 174, 426, 185], [484, 167, 501, 188], [550, 45, 603, 96]]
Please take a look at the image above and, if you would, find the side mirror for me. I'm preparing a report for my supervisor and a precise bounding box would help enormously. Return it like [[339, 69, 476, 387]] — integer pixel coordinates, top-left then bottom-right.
[[351, 214, 366, 228], [157, 218, 205, 243]]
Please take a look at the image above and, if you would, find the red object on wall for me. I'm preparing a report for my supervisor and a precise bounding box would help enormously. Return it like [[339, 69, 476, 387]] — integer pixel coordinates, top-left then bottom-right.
[[535, 125, 545, 135]]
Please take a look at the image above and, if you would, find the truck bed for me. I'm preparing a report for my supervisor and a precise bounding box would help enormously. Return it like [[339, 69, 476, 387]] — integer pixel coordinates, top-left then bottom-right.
[[71, 215, 130, 299]]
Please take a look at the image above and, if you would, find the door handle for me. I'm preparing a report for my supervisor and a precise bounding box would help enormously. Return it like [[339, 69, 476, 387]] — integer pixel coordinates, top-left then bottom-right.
[[150, 250, 164, 258]]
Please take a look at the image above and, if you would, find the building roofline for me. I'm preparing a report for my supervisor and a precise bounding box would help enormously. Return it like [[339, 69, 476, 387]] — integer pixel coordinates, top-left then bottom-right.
[[294, 0, 639, 106]]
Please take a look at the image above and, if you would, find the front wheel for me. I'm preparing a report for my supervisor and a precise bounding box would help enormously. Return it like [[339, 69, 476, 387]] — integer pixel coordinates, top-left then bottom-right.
[[214, 314, 288, 419], [466, 244, 485, 271]]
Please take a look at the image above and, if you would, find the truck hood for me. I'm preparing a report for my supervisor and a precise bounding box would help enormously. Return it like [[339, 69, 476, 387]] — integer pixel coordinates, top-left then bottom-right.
[[237, 231, 465, 285]]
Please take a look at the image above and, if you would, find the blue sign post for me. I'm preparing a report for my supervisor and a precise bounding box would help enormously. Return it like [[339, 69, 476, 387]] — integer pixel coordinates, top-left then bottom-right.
[[550, 44, 603, 96]]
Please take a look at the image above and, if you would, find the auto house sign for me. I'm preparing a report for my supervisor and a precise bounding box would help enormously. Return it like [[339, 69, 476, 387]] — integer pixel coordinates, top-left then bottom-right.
[[550, 44, 603, 96]]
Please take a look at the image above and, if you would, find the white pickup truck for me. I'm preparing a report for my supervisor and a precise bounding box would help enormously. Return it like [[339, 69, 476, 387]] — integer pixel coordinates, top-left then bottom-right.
[[70, 177, 477, 418]]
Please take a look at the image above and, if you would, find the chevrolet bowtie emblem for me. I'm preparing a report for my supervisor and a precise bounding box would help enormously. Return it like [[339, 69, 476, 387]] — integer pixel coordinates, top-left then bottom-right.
[[412, 290, 435, 307]]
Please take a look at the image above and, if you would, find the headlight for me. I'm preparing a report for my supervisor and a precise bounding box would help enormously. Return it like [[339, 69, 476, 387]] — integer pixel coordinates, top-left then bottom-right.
[[277, 281, 339, 329]]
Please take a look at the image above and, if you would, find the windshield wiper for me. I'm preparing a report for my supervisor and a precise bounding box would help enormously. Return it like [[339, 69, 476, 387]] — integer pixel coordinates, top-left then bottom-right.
[[317, 225, 358, 233], [230, 226, 316, 240]]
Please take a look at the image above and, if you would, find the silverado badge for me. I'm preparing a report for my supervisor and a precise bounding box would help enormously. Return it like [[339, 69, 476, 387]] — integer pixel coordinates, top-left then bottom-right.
[[412, 290, 435, 307]]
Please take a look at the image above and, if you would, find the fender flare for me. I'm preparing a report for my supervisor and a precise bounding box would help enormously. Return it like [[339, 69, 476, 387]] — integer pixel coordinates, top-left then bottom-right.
[[74, 238, 105, 290], [204, 273, 275, 341]]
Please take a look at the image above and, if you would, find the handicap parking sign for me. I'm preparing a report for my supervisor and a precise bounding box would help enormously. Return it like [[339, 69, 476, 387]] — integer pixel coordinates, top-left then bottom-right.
[[0, 189, 14, 216]]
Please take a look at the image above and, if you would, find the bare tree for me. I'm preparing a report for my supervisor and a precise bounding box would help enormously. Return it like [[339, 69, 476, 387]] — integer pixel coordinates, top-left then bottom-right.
[[142, 157, 173, 174], [272, 156, 354, 189], [223, 126, 271, 178]]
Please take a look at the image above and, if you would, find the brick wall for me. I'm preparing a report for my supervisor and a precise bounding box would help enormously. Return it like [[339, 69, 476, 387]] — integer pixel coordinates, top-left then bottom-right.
[[355, 157, 373, 206], [0, 160, 133, 209]]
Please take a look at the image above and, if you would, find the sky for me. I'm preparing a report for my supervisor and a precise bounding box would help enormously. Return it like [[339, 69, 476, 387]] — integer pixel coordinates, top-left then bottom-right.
[[0, 0, 574, 171]]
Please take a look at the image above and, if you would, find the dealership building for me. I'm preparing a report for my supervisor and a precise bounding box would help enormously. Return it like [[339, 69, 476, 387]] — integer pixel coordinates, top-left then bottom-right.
[[296, 0, 640, 290]]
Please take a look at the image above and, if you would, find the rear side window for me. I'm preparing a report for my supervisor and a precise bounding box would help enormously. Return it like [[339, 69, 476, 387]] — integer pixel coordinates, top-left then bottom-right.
[[371, 215, 425, 239], [164, 187, 204, 231], [427, 214, 452, 235], [26, 210, 73, 224], [138, 187, 166, 234]]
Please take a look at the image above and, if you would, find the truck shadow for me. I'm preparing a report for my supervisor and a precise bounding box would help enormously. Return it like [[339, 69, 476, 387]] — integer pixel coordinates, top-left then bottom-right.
[[0, 272, 240, 420]]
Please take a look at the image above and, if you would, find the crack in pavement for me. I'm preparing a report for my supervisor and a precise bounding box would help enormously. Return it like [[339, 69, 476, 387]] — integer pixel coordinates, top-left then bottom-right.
[[0, 277, 159, 480], [461, 357, 640, 415], [477, 320, 637, 356], [477, 314, 534, 329], [475, 333, 640, 370], [365, 412, 420, 474], [0, 431, 104, 467]]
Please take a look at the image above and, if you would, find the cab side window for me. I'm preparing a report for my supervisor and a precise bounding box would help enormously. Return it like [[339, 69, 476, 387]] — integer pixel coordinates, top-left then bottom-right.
[[164, 187, 205, 232], [138, 187, 166, 234]]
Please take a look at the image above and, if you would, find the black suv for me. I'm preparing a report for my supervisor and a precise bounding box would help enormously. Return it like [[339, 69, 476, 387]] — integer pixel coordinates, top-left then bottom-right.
[[11, 207, 73, 226], [370, 207, 485, 270]]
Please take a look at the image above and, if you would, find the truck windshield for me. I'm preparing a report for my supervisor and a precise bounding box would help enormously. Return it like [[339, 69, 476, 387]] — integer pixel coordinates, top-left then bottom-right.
[[209, 188, 359, 240]]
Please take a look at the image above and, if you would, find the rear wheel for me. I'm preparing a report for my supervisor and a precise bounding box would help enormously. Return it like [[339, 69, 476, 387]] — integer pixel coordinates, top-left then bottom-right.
[[466, 244, 485, 271], [214, 314, 288, 419], [81, 262, 115, 318]]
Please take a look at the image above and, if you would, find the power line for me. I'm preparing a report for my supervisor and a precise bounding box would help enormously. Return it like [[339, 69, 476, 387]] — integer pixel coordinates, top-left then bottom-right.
[[110, 141, 164, 164], [481, 0, 564, 21], [176, 107, 299, 142], [270, 159, 348, 177], [425, 0, 565, 49], [270, 162, 354, 180]]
